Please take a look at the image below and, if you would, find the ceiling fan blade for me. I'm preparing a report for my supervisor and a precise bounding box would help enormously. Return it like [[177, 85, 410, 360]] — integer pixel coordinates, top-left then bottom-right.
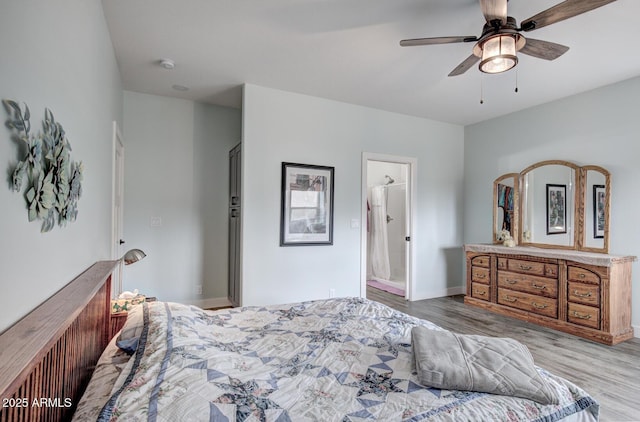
[[479, 0, 507, 24], [520, 38, 570, 60], [400, 36, 478, 47], [448, 54, 481, 77], [521, 0, 617, 32]]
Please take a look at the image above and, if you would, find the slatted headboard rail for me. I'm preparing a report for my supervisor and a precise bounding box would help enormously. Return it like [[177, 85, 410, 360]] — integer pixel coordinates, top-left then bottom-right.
[[0, 261, 117, 422]]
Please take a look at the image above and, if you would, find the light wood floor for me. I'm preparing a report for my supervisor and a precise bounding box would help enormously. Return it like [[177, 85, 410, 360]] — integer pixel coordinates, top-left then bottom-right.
[[367, 286, 640, 422]]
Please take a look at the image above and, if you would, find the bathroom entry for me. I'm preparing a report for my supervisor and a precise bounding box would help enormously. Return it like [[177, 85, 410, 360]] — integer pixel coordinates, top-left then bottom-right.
[[363, 156, 413, 300]]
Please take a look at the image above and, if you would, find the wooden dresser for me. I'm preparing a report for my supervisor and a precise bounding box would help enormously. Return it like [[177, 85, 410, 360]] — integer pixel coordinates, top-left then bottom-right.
[[464, 244, 636, 345]]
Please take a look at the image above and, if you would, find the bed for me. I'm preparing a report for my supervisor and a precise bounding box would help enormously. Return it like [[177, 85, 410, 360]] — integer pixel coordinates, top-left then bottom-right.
[[0, 261, 116, 422], [0, 262, 599, 421]]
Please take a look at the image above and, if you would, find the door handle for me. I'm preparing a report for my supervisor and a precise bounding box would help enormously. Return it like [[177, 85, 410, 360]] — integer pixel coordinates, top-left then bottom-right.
[[119, 239, 125, 245]]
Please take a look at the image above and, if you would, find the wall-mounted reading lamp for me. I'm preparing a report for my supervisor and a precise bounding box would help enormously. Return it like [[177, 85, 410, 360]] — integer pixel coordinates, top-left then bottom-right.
[[123, 248, 146, 265], [115, 248, 146, 298]]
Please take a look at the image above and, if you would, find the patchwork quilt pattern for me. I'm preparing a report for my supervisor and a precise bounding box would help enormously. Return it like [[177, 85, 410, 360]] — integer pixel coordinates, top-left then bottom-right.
[[96, 298, 598, 421]]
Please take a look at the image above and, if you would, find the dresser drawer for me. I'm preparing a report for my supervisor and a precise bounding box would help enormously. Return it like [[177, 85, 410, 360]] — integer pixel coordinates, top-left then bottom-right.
[[471, 282, 490, 301], [568, 281, 600, 307], [498, 271, 558, 298], [471, 266, 490, 284], [498, 259, 558, 278], [471, 255, 490, 268], [567, 266, 600, 285], [498, 288, 557, 318], [568, 303, 600, 330], [543, 264, 559, 278]]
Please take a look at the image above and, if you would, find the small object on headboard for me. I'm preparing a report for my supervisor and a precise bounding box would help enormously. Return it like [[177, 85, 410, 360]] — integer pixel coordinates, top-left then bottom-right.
[[111, 292, 145, 313], [3, 99, 84, 232], [118, 289, 140, 299]]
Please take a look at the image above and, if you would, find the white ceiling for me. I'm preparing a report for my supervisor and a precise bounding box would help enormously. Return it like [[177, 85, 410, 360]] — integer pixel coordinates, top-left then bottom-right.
[[102, 0, 640, 126]]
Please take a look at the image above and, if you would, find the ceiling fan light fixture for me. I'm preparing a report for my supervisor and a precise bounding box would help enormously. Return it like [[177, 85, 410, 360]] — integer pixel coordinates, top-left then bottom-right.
[[479, 34, 518, 74]]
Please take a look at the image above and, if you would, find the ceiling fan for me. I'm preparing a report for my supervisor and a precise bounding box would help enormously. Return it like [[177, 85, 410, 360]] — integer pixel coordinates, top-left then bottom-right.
[[400, 0, 617, 76]]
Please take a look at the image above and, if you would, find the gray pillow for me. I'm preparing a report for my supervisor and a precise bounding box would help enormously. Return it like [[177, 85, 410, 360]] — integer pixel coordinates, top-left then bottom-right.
[[411, 326, 558, 405]]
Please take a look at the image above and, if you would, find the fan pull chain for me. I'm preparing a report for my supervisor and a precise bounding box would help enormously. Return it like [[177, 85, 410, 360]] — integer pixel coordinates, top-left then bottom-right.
[[480, 75, 484, 104], [515, 69, 519, 93]]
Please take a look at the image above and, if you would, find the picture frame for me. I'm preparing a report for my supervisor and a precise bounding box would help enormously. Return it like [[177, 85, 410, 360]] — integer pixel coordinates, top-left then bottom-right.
[[280, 162, 334, 246], [546, 184, 567, 235], [593, 184, 606, 239]]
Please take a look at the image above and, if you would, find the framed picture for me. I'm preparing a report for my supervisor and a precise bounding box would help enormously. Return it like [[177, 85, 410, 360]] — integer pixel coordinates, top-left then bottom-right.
[[593, 184, 605, 239], [280, 162, 334, 246], [546, 184, 567, 235]]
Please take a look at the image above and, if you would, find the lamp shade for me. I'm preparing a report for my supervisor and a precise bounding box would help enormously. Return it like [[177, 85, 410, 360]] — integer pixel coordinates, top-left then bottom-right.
[[479, 35, 517, 74], [122, 248, 146, 265]]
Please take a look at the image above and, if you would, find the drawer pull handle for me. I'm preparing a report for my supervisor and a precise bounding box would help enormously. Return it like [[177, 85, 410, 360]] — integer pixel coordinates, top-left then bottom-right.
[[476, 274, 486, 279], [503, 295, 517, 303], [532, 284, 546, 290], [519, 265, 532, 270], [475, 290, 486, 296], [532, 302, 548, 309], [578, 273, 586, 278], [572, 311, 592, 320], [507, 279, 517, 284], [573, 290, 592, 298]]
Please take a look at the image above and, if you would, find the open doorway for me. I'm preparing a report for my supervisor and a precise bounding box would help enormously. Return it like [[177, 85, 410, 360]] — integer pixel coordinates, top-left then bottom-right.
[[361, 153, 416, 301]]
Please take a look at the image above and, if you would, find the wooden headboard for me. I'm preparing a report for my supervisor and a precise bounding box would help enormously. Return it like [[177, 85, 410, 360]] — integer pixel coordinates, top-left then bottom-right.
[[0, 261, 117, 422]]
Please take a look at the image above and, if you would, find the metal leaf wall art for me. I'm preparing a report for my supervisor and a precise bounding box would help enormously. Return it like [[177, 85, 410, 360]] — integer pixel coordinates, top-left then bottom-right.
[[4, 100, 84, 232]]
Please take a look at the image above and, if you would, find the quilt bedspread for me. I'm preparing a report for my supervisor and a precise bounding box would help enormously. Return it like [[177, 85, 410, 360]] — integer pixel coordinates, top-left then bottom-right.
[[96, 298, 598, 421]]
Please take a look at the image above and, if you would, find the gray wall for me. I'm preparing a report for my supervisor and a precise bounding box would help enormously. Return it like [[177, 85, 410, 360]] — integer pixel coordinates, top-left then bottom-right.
[[464, 76, 640, 335], [3, 1, 636, 341], [120, 85, 464, 310], [0, 0, 123, 332], [122, 91, 241, 305], [241, 84, 465, 306]]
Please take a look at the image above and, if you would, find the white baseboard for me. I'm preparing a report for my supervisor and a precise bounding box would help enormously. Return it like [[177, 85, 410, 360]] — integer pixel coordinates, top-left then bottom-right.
[[633, 324, 640, 338], [411, 286, 465, 301], [189, 296, 232, 309]]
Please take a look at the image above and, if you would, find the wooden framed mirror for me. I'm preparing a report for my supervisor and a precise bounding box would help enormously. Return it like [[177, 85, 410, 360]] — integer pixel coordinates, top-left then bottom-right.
[[493, 173, 519, 244], [519, 160, 580, 250], [580, 165, 610, 253]]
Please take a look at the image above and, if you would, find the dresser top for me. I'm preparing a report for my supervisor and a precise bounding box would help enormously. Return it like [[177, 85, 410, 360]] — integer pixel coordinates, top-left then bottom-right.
[[464, 243, 637, 267]]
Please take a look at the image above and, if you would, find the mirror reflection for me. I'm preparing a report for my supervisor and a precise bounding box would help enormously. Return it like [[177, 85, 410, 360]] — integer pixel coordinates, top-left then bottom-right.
[[491, 160, 610, 253], [582, 166, 609, 252], [493, 173, 518, 244], [520, 161, 578, 249]]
